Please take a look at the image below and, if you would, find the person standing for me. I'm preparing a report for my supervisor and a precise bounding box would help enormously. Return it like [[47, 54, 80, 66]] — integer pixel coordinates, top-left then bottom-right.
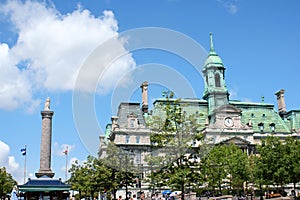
[[10, 186, 18, 200]]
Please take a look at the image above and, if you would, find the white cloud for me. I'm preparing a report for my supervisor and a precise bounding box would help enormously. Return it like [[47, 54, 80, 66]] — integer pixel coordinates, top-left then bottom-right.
[[217, 0, 239, 14], [0, 0, 136, 110], [53, 142, 75, 156], [0, 140, 22, 184], [0, 140, 10, 165]]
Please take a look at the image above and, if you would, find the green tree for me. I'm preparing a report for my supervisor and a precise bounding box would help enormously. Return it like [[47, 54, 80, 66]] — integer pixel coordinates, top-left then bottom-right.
[[201, 144, 250, 195], [147, 91, 204, 200], [101, 142, 137, 200], [282, 137, 300, 194], [0, 167, 17, 198], [255, 136, 288, 194], [68, 156, 113, 199]]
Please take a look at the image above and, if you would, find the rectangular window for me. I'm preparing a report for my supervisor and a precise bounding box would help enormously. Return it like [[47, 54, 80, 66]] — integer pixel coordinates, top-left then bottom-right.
[[136, 152, 141, 164], [192, 140, 196, 146], [136, 136, 140, 144], [125, 135, 130, 144]]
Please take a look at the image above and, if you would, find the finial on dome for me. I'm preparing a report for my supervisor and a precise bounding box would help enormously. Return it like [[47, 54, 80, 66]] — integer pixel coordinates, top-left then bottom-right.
[[209, 32, 215, 52]]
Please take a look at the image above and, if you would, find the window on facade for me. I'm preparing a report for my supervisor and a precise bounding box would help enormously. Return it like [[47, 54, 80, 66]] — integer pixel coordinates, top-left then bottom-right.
[[136, 136, 140, 144], [192, 140, 196, 147], [125, 135, 130, 144], [136, 151, 141, 164], [215, 73, 221, 87]]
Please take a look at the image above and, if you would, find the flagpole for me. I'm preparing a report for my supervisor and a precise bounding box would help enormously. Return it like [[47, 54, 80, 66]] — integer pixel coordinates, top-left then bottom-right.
[[64, 146, 68, 182], [23, 144, 27, 184]]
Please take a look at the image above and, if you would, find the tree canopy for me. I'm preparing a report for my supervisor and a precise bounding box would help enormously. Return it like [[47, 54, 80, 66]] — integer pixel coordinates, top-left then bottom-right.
[[0, 167, 17, 198]]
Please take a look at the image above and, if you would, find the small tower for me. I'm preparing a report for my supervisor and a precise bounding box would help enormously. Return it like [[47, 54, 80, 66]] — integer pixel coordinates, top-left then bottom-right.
[[140, 81, 148, 114], [202, 33, 229, 114], [35, 97, 55, 178]]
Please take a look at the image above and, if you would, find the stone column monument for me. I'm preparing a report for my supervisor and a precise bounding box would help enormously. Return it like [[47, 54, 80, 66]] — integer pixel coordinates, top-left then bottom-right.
[[35, 97, 55, 178]]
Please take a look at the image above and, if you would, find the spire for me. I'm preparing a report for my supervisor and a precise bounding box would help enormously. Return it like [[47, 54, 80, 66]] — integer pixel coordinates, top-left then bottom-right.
[[209, 32, 215, 53], [204, 32, 223, 68]]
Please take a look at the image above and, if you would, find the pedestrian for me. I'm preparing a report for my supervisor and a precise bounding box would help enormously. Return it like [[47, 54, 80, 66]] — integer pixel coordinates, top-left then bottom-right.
[[133, 194, 137, 200], [10, 186, 18, 200]]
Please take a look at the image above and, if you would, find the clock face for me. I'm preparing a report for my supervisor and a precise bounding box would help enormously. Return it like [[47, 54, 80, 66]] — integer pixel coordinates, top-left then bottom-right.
[[224, 117, 234, 127]]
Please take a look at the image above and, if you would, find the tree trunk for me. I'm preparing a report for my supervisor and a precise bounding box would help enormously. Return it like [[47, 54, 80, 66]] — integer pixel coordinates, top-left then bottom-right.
[[181, 181, 185, 200]]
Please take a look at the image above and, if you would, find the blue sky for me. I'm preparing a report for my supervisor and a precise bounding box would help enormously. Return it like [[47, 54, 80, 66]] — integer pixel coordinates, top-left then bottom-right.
[[0, 0, 299, 184]]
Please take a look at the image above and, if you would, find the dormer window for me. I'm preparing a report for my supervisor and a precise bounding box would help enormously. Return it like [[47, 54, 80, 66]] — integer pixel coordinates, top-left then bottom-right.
[[130, 119, 135, 128], [128, 112, 138, 128], [269, 123, 275, 132], [258, 122, 264, 132]]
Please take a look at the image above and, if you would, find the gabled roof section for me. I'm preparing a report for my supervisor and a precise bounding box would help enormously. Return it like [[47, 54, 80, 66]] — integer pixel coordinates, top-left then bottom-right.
[[213, 104, 241, 114], [117, 102, 146, 128], [286, 110, 300, 131], [219, 136, 251, 145], [230, 101, 291, 133], [151, 98, 208, 130]]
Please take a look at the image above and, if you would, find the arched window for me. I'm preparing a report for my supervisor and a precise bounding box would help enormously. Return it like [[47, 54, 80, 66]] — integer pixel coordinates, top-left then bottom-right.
[[215, 73, 221, 87]]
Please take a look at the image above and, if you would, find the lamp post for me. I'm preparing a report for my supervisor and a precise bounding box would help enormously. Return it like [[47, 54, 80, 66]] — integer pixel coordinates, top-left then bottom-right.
[[138, 164, 143, 195]]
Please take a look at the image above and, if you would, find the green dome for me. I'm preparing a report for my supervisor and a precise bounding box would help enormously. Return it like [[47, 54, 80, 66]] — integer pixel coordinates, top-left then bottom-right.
[[204, 52, 224, 67]]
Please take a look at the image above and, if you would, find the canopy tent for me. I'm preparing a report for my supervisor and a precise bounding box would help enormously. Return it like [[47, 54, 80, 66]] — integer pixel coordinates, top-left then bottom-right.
[[170, 191, 182, 196], [162, 190, 172, 195]]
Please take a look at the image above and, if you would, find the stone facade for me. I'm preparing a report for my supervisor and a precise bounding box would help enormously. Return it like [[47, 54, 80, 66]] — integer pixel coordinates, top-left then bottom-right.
[[99, 33, 300, 196]]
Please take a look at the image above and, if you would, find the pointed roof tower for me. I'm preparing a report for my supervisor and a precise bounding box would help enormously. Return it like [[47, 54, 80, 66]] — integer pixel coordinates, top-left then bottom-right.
[[204, 32, 224, 69], [202, 33, 229, 114]]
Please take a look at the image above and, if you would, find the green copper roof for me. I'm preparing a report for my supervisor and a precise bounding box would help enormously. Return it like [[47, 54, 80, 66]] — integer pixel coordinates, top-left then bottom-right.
[[18, 178, 71, 192], [204, 33, 224, 68]]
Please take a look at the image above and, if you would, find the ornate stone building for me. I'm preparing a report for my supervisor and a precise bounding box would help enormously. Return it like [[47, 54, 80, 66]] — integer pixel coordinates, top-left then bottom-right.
[[99, 33, 300, 197]]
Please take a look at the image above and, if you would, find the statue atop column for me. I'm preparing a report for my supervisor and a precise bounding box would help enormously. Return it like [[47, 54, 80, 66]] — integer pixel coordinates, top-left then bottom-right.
[[44, 97, 50, 111]]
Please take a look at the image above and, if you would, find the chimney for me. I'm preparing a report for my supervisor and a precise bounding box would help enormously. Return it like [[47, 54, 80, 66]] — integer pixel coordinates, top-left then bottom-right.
[[111, 116, 119, 131], [140, 81, 148, 113], [275, 89, 286, 116]]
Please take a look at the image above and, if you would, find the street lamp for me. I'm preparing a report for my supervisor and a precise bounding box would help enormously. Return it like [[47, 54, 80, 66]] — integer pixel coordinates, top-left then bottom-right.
[[137, 164, 143, 195]]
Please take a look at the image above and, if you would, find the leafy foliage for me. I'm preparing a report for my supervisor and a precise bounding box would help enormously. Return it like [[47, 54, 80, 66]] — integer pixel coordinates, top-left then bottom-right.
[[254, 136, 300, 194], [69, 146, 137, 199], [201, 144, 250, 195], [0, 167, 17, 198], [146, 91, 205, 200]]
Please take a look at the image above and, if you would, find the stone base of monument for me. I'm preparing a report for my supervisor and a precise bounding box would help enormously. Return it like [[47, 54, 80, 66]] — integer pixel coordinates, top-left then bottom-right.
[[35, 170, 55, 178]]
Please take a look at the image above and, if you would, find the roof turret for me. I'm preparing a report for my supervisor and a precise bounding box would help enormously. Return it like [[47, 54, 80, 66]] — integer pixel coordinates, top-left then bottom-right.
[[204, 32, 224, 68]]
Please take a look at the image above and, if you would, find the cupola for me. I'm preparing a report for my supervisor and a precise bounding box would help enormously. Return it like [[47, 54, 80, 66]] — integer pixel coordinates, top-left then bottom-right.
[[203, 32, 224, 69]]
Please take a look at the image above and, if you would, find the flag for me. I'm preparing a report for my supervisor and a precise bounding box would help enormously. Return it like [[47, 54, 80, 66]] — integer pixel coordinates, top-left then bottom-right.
[[20, 148, 26, 156], [63, 147, 68, 155]]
